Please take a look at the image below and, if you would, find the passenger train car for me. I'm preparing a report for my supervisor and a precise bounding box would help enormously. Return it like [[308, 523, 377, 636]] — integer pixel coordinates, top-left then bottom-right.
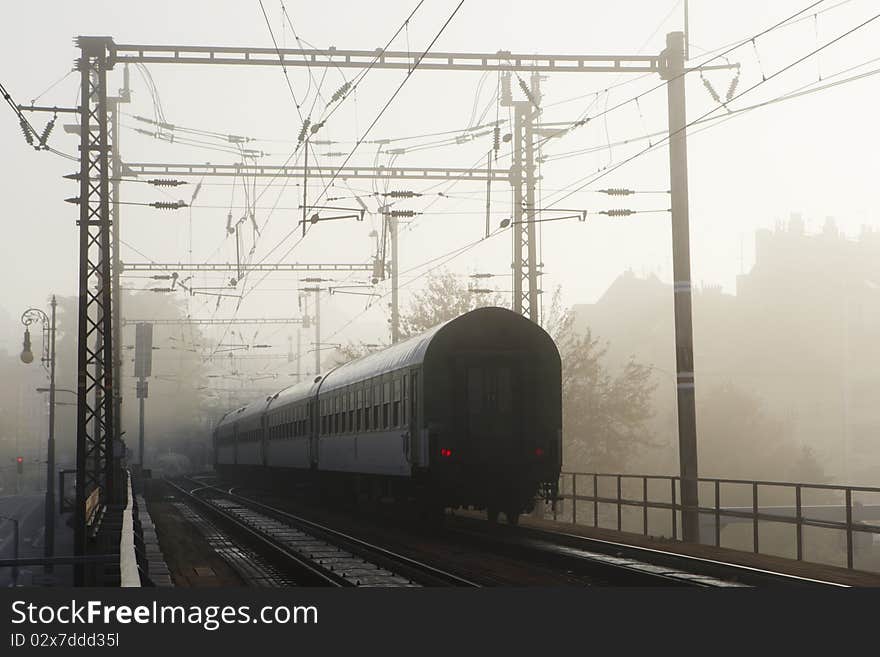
[[214, 307, 561, 524]]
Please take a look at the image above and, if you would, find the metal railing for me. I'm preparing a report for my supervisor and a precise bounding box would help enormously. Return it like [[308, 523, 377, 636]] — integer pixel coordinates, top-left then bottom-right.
[[552, 472, 880, 571]]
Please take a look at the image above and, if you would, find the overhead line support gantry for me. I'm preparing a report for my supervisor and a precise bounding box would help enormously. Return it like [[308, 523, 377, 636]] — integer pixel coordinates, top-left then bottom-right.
[[73, 32, 713, 553]]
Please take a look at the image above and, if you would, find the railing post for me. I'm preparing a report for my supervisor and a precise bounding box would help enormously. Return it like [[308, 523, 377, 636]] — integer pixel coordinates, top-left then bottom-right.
[[553, 476, 559, 521], [671, 478, 677, 540], [795, 485, 803, 561], [572, 474, 577, 525], [616, 475, 622, 532], [752, 482, 759, 554], [714, 479, 721, 547], [593, 475, 599, 528], [643, 477, 648, 536], [845, 488, 853, 569]]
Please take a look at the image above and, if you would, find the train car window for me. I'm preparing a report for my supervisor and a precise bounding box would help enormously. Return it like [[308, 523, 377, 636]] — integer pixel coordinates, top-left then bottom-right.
[[394, 378, 402, 427], [373, 383, 381, 430], [402, 374, 408, 424], [411, 372, 419, 428]]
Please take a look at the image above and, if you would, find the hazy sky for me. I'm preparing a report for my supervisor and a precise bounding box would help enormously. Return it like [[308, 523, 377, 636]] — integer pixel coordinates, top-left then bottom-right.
[[2, 0, 879, 357]]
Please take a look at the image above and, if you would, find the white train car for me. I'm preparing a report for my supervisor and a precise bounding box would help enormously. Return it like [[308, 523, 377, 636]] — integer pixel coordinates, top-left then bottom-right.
[[214, 307, 562, 523]]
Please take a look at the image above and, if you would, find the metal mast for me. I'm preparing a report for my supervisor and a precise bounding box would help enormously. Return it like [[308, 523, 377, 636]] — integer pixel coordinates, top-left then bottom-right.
[[73, 36, 117, 582], [662, 31, 700, 543]]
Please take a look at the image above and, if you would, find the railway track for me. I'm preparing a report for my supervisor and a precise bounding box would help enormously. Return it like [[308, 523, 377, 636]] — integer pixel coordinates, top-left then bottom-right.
[[169, 475, 849, 587], [445, 516, 850, 588], [167, 478, 480, 588]]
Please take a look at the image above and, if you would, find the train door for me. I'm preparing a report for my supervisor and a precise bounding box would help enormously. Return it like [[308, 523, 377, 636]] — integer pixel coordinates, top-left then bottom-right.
[[457, 355, 523, 464]]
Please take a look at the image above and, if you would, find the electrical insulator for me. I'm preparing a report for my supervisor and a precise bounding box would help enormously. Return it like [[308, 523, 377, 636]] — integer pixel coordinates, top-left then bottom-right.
[[726, 72, 740, 102], [147, 178, 186, 187], [149, 200, 188, 210], [226, 212, 234, 234], [297, 118, 311, 144], [386, 210, 418, 218], [150, 287, 174, 293], [701, 75, 721, 104], [493, 126, 500, 154], [323, 151, 347, 157], [330, 81, 352, 104], [19, 118, 34, 146], [599, 188, 635, 196], [386, 148, 407, 155], [600, 209, 636, 217], [39, 116, 56, 149], [383, 191, 420, 198]]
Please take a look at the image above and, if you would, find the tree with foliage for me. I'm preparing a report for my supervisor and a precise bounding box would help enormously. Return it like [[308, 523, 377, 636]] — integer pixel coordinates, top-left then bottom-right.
[[545, 291, 658, 472], [330, 269, 504, 364], [399, 270, 505, 338], [334, 273, 658, 473]]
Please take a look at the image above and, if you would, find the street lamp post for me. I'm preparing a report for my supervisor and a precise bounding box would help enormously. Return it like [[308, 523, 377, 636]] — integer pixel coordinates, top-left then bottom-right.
[[21, 296, 57, 572]]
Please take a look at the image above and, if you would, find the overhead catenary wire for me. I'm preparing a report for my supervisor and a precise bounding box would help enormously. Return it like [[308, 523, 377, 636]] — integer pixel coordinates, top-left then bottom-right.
[[310, 0, 466, 210], [541, 9, 880, 211]]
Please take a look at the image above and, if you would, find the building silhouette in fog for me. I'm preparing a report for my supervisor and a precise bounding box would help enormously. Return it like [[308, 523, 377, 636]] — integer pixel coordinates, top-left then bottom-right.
[[574, 214, 880, 483]]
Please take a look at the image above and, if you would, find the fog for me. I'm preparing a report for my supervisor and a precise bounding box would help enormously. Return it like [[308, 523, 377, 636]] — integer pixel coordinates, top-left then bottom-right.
[[2, 1, 879, 489]]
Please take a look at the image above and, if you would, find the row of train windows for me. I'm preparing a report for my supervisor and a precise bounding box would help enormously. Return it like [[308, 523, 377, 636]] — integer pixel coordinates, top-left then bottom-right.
[[318, 373, 414, 436], [216, 371, 420, 443], [268, 416, 309, 440], [237, 429, 262, 444]]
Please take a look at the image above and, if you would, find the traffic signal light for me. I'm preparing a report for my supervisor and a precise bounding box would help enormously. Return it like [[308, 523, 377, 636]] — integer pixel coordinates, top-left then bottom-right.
[[16, 456, 23, 474]]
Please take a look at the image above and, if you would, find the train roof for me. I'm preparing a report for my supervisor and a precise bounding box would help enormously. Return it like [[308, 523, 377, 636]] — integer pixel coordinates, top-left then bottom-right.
[[266, 378, 322, 410], [319, 306, 540, 392], [318, 319, 448, 392], [214, 307, 559, 422]]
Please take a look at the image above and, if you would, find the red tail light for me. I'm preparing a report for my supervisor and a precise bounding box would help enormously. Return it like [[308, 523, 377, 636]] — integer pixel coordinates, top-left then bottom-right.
[[534, 447, 544, 457], [440, 448, 453, 458]]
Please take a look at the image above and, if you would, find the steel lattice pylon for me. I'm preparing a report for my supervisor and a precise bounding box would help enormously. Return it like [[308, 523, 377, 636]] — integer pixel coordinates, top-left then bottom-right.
[[74, 37, 117, 577], [510, 100, 539, 323]]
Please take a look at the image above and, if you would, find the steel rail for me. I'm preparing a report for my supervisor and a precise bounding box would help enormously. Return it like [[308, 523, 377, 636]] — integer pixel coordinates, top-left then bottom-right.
[[471, 521, 850, 588], [189, 480, 480, 588], [166, 479, 347, 586]]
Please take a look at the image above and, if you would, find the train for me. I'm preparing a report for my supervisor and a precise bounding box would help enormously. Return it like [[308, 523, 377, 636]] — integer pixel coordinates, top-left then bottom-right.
[[213, 306, 562, 524]]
